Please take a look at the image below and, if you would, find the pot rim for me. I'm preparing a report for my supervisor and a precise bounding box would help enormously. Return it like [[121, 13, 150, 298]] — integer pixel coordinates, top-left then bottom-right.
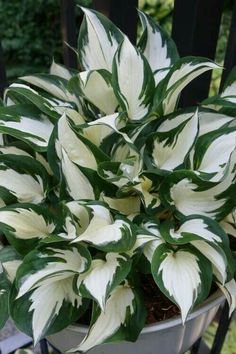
[[68, 289, 225, 335]]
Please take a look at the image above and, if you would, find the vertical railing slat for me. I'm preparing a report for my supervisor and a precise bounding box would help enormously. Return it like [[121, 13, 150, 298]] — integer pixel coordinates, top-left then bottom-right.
[[93, 0, 111, 17], [93, 0, 138, 44], [220, 0, 236, 90], [109, 0, 138, 44], [60, 0, 77, 69], [172, 0, 224, 106], [210, 302, 233, 354], [0, 41, 7, 98], [172, 0, 198, 57]]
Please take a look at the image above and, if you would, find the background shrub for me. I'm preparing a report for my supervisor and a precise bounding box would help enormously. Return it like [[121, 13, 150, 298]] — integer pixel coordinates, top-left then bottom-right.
[[0, 0, 91, 81]]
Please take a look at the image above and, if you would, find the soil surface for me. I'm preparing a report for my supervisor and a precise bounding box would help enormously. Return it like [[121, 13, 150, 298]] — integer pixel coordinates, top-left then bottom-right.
[[141, 274, 180, 324]]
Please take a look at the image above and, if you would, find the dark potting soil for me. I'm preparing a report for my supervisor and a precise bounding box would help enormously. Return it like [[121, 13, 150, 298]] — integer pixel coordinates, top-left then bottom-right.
[[141, 274, 180, 324]]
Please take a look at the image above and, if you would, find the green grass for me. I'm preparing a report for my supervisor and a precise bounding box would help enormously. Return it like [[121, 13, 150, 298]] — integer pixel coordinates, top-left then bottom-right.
[[185, 319, 236, 354]]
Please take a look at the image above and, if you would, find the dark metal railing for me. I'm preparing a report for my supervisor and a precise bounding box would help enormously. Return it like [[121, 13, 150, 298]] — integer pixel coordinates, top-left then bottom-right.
[[0, 41, 7, 98], [60, 0, 77, 68], [172, 0, 224, 105]]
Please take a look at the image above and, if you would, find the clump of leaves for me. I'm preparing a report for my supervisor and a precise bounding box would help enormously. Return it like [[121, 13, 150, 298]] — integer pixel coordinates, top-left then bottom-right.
[[0, 8, 235, 354]]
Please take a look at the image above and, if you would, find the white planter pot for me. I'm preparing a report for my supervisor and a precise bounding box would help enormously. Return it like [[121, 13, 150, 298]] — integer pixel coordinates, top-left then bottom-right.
[[47, 290, 224, 354]]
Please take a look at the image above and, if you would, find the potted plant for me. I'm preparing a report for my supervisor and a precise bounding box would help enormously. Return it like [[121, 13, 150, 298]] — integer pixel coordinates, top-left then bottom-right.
[[0, 7, 235, 354]]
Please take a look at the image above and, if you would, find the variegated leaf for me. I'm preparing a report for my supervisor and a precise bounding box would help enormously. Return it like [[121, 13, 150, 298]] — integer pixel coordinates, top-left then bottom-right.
[[56, 107, 86, 125], [59, 216, 78, 240], [113, 36, 155, 121], [4, 84, 59, 120], [0, 246, 22, 282], [217, 279, 236, 316], [191, 240, 227, 284], [15, 349, 34, 354], [72, 203, 135, 252], [79, 70, 118, 114], [101, 195, 140, 215], [143, 237, 164, 263], [0, 146, 31, 157], [83, 123, 114, 147], [193, 127, 236, 182], [57, 113, 97, 169], [161, 215, 231, 283], [0, 106, 54, 151], [16, 244, 91, 299], [0, 166, 45, 205], [78, 8, 124, 71], [0, 246, 22, 271], [59, 147, 95, 200], [220, 210, 236, 237], [77, 253, 131, 310], [98, 141, 142, 191], [130, 234, 164, 262], [30, 278, 83, 343], [141, 219, 162, 237], [165, 149, 236, 219], [69, 284, 145, 353], [0, 153, 49, 204], [21, 74, 78, 104], [98, 161, 129, 189], [50, 60, 74, 80], [139, 221, 163, 261], [11, 275, 86, 344], [128, 219, 163, 259], [0, 204, 55, 240], [150, 110, 198, 171], [112, 140, 142, 176], [87, 113, 131, 144], [0, 272, 10, 329], [162, 216, 227, 244], [35, 152, 53, 176], [154, 68, 170, 86], [134, 176, 161, 210], [1, 259, 22, 283], [202, 67, 236, 109], [138, 11, 178, 73], [154, 58, 219, 115], [151, 244, 212, 322], [198, 110, 234, 137], [64, 201, 90, 236], [59, 202, 90, 240], [0, 198, 5, 208], [0, 247, 22, 328], [221, 67, 236, 101]]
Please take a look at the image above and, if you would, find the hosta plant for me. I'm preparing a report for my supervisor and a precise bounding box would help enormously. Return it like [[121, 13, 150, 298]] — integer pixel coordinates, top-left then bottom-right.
[[0, 8, 236, 353]]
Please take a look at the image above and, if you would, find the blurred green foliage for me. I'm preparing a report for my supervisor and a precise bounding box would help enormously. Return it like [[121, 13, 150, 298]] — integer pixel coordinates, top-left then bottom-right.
[[139, 0, 174, 33], [0, 0, 91, 81], [210, 7, 232, 95]]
